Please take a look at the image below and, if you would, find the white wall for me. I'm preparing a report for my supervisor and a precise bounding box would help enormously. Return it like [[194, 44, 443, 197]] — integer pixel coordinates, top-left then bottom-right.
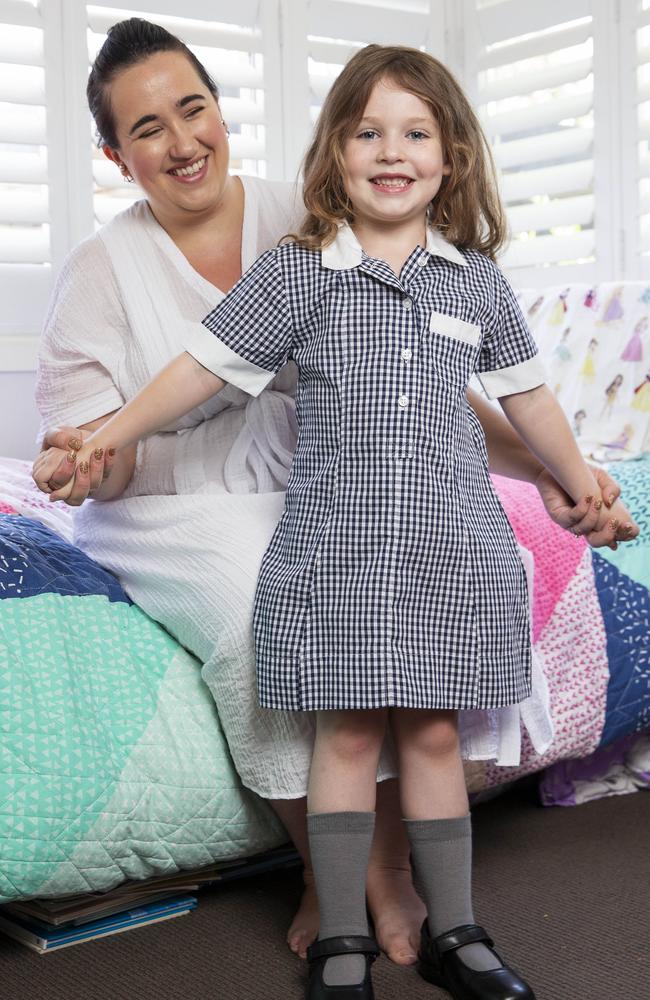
[[0, 372, 40, 461]]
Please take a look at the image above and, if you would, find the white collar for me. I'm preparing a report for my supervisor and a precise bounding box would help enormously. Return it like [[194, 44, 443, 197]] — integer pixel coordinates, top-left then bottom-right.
[[321, 222, 468, 270]]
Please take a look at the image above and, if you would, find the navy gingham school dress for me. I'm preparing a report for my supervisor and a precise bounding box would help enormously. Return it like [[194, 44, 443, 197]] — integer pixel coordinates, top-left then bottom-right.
[[184, 224, 547, 713]]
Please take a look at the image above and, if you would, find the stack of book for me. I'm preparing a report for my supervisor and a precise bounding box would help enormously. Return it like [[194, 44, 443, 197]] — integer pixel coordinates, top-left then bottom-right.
[[0, 844, 299, 954]]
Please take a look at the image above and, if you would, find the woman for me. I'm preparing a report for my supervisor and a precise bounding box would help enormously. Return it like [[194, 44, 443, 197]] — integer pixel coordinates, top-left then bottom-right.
[[33, 18, 636, 967]]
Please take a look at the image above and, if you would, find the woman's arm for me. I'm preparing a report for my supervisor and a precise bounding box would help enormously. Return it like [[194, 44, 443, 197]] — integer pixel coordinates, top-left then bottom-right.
[[48, 352, 225, 501]]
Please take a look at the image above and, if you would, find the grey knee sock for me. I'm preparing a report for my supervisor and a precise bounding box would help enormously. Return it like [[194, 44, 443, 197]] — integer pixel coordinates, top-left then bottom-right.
[[307, 811, 375, 987], [405, 815, 501, 973]]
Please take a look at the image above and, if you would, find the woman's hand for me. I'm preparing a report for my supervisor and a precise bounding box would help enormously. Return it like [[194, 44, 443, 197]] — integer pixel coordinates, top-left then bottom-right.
[[535, 464, 639, 550], [32, 426, 115, 505]]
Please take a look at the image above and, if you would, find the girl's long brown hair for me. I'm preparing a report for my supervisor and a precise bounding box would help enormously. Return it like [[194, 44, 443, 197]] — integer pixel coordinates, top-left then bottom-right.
[[295, 44, 507, 260]]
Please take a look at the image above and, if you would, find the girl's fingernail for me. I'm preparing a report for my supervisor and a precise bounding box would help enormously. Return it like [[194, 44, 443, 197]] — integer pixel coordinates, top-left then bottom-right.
[[66, 451, 76, 463], [624, 523, 635, 536], [585, 495, 593, 504], [606, 493, 616, 506], [593, 499, 602, 511], [78, 460, 89, 474], [93, 447, 104, 460], [609, 518, 619, 531], [68, 437, 82, 451], [108, 447, 116, 457]]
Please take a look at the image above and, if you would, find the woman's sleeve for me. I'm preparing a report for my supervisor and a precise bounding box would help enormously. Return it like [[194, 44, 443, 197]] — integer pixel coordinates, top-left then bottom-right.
[[35, 239, 126, 437], [476, 266, 547, 399], [183, 249, 293, 398]]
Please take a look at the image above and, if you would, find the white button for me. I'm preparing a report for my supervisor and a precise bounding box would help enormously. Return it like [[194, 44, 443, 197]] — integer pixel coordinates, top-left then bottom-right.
[[417, 255, 428, 267], [398, 395, 409, 409], [402, 296, 413, 310], [401, 347, 412, 362]]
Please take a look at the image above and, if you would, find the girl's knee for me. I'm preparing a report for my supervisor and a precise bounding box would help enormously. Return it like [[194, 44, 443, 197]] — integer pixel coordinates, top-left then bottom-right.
[[393, 710, 460, 759], [317, 710, 386, 763]]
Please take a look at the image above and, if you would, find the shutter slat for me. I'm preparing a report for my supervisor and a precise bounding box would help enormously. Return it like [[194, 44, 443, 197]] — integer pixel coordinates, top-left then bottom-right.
[[479, 56, 592, 103], [0, 63, 45, 105], [0, 150, 47, 184], [0, 22, 42, 65], [493, 126, 592, 170], [500, 159, 593, 203], [0, 188, 48, 224], [87, 10, 261, 51], [501, 229, 594, 268], [0, 223, 49, 264], [507, 193, 594, 234], [485, 91, 592, 139], [308, 1, 427, 48], [0, 1, 41, 29], [478, 21, 591, 70], [0, 101, 46, 144], [477, 0, 590, 49]]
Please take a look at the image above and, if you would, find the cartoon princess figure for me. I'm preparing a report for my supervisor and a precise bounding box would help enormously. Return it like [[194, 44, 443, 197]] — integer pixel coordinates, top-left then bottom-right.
[[601, 373, 624, 418], [598, 285, 624, 324], [580, 338, 598, 381], [583, 288, 597, 310], [527, 295, 544, 318], [573, 409, 587, 436], [549, 289, 569, 325], [632, 373, 650, 412], [553, 327, 572, 363], [603, 424, 634, 452], [640, 286, 650, 305], [620, 317, 646, 363]]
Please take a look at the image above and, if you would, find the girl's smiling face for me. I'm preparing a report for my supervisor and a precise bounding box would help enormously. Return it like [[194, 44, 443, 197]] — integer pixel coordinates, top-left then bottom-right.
[[342, 78, 450, 236], [102, 51, 230, 225]]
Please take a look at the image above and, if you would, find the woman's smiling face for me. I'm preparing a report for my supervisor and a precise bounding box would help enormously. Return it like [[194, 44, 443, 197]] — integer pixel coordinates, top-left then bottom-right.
[[103, 51, 230, 223], [342, 77, 450, 233]]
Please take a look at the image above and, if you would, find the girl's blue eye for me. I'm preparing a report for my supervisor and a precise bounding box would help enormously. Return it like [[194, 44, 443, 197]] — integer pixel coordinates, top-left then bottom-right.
[[358, 129, 378, 140], [408, 130, 428, 141]]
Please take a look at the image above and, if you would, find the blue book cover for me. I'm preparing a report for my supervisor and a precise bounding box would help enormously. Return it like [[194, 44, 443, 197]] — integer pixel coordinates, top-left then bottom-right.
[[0, 895, 197, 952]]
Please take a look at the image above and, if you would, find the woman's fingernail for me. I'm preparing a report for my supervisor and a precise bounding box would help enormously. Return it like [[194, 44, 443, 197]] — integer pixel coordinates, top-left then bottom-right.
[[624, 523, 635, 536], [108, 447, 116, 457], [593, 499, 602, 511], [585, 495, 593, 504], [78, 460, 89, 474], [609, 518, 619, 531], [66, 451, 76, 463], [93, 447, 104, 460], [68, 437, 82, 451]]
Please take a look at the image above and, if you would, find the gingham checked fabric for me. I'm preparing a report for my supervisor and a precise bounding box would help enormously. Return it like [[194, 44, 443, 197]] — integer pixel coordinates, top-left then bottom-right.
[[186, 225, 546, 712]]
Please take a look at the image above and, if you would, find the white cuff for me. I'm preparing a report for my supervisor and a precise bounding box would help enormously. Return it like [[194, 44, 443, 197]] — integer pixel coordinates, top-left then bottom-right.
[[183, 322, 275, 398], [477, 354, 547, 399]]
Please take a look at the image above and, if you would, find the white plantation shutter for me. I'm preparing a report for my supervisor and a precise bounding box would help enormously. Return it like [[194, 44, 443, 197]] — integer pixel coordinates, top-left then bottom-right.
[[468, 0, 598, 286], [630, 0, 650, 277], [306, 1, 430, 125], [86, 2, 279, 225]]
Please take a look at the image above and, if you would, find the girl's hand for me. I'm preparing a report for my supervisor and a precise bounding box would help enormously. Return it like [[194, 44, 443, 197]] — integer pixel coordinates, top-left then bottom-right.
[[33, 426, 116, 506], [534, 464, 638, 550]]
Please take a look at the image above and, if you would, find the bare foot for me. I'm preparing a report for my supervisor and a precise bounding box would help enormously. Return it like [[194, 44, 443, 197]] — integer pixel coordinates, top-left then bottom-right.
[[367, 864, 426, 966], [287, 872, 319, 959]]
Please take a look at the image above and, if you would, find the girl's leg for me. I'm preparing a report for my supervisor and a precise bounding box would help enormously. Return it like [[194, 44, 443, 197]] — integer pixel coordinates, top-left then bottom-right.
[[270, 782, 426, 964], [307, 708, 386, 988], [390, 709, 500, 972]]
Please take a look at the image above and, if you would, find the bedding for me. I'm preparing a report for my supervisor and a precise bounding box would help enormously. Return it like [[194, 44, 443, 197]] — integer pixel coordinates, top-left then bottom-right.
[[0, 455, 648, 903], [0, 502, 286, 905]]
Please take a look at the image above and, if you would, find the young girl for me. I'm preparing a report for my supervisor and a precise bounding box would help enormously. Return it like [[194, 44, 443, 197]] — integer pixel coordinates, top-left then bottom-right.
[[52, 45, 626, 1000]]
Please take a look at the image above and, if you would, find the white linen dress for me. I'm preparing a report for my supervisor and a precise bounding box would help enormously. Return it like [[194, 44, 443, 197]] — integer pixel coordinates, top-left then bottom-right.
[[35, 178, 552, 797]]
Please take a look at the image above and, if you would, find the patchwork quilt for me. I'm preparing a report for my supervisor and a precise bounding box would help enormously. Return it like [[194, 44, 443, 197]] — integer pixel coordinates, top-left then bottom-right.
[[0, 457, 648, 902]]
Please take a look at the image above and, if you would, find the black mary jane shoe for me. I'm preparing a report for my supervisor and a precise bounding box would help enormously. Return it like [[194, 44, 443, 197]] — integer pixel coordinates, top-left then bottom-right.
[[417, 921, 536, 1000], [306, 934, 380, 1000]]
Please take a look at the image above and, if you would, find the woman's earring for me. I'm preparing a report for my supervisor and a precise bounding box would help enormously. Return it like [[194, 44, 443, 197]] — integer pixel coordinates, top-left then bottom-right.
[[120, 165, 134, 183], [221, 119, 230, 138]]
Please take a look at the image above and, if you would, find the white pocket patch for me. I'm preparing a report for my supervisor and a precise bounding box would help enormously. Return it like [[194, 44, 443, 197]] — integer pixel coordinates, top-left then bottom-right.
[[429, 311, 481, 347]]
